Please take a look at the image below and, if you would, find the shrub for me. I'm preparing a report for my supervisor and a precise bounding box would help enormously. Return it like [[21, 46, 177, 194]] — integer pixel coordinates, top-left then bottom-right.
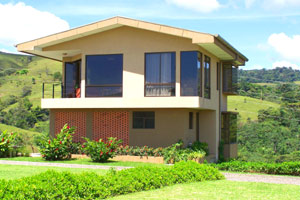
[[0, 161, 224, 199], [116, 145, 164, 157], [213, 160, 300, 176], [84, 137, 122, 162], [39, 124, 75, 160], [191, 141, 209, 155], [0, 130, 17, 157]]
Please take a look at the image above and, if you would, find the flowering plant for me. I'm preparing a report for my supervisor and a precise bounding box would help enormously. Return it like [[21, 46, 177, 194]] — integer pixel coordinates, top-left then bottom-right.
[[39, 124, 75, 160], [83, 137, 122, 162], [0, 130, 16, 157]]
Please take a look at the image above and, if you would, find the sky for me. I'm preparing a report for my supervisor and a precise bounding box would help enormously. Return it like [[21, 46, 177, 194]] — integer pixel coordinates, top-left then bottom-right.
[[0, 0, 300, 70]]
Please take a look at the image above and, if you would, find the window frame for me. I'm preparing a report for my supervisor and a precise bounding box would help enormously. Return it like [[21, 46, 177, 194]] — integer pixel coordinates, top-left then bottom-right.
[[180, 51, 203, 97], [132, 111, 155, 129], [204, 55, 211, 99], [85, 54, 123, 98], [189, 112, 193, 129], [144, 52, 176, 97]]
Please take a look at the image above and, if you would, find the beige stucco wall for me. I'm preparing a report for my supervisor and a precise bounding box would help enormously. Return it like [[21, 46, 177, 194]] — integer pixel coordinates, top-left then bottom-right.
[[43, 26, 220, 110]]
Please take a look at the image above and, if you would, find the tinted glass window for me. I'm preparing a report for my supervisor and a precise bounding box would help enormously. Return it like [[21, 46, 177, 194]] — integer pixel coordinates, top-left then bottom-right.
[[204, 56, 211, 99], [145, 53, 175, 96], [64, 60, 81, 98], [133, 112, 155, 129], [86, 54, 123, 97], [180, 51, 202, 96]]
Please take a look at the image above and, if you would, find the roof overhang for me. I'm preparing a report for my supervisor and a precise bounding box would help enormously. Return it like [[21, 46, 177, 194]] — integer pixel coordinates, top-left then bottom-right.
[[16, 16, 248, 65]]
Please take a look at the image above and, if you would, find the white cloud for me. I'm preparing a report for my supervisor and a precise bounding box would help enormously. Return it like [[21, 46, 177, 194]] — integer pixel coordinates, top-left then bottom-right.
[[268, 33, 300, 63], [166, 0, 221, 13], [245, 0, 256, 8], [0, 2, 69, 48], [272, 61, 300, 70], [263, 0, 300, 9]]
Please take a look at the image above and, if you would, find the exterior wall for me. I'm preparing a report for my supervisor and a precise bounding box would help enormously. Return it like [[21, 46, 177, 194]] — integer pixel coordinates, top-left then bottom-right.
[[42, 26, 220, 110], [49, 108, 218, 156]]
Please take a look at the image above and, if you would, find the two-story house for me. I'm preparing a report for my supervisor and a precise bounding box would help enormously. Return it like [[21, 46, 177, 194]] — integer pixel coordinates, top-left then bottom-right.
[[17, 17, 248, 160]]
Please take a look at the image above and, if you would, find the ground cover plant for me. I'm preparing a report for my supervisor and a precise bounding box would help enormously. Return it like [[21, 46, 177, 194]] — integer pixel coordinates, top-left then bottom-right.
[[0, 161, 224, 199], [213, 160, 300, 176]]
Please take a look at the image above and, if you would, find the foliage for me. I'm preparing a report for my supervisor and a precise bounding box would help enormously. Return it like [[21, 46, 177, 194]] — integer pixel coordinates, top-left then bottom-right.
[[21, 86, 32, 97], [0, 130, 19, 157], [213, 160, 300, 176], [84, 137, 122, 162], [0, 161, 224, 199], [191, 141, 209, 155], [39, 124, 75, 160], [116, 145, 164, 157], [239, 67, 300, 83], [162, 140, 205, 164], [53, 71, 62, 81]]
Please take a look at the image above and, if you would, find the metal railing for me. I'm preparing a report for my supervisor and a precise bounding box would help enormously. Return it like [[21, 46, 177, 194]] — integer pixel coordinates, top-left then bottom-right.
[[42, 82, 62, 98]]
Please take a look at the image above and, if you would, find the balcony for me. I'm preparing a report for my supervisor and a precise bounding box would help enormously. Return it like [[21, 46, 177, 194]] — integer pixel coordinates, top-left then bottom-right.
[[42, 82, 80, 99], [223, 64, 238, 95]]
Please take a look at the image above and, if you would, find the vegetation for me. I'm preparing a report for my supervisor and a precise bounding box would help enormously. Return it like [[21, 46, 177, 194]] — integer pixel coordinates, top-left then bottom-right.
[[109, 180, 300, 200], [39, 124, 75, 160], [84, 137, 122, 162], [213, 160, 300, 176], [239, 67, 300, 83], [0, 161, 223, 199], [0, 130, 17, 157]]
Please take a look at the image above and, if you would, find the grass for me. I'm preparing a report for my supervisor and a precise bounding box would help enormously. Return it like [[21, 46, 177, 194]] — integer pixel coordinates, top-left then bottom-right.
[[108, 180, 300, 200], [0, 157, 163, 167], [0, 123, 40, 136], [228, 95, 280, 122], [295, 81, 300, 85], [0, 164, 106, 180]]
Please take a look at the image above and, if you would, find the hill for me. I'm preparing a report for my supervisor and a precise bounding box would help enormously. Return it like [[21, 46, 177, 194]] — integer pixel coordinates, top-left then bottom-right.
[[0, 52, 61, 109], [239, 67, 300, 83], [228, 96, 280, 122]]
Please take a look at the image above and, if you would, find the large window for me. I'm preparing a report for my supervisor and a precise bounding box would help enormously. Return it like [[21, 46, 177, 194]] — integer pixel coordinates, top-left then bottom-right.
[[180, 51, 202, 96], [223, 64, 238, 94], [64, 60, 81, 98], [204, 56, 211, 99], [145, 52, 175, 96], [86, 54, 123, 97], [221, 112, 237, 144], [133, 112, 155, 129]]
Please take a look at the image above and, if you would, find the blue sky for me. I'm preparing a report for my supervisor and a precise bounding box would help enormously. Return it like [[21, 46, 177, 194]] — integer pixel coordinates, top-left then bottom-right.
[[0, 0, 300, 70]]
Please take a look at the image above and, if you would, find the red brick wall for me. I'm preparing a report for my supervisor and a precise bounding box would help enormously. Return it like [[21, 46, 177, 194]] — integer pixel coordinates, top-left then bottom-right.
[[55, 111, 86, 143], [93, 111, 129, 145]]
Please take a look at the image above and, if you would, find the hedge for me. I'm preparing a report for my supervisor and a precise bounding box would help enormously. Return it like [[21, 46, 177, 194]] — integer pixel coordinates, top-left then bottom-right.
[[213, 161, 300, 176], [0, 161, 224, 199]]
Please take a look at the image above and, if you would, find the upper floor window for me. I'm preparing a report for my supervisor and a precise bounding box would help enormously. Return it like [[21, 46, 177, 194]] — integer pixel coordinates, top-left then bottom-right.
[[204, 56, 211, 99], [180, 51, 202, 96], [86, 54, 123, 97], [223, 64, 238, 94], [145, 52, 175, 96]]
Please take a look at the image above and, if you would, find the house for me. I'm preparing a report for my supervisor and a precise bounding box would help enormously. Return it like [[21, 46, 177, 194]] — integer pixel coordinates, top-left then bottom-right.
[[17, 16, 248, 160]]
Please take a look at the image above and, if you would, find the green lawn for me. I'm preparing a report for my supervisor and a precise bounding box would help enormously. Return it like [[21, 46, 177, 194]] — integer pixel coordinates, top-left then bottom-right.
[[0, 157, 163, 167], [228, 96, 280, 122], [0, 164, 106, 180], [295, 81, 300, 85], [109, 180, 300, 200]]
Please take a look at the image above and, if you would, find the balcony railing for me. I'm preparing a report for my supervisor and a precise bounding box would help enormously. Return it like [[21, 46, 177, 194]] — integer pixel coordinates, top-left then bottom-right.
[[42, 82, 81, 98], [223, 64, 238, 95]]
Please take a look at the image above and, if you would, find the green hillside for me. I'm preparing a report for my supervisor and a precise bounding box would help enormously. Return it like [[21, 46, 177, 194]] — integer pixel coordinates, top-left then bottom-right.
[[228, 96, 280, 122], [0, 52, 61, 108]]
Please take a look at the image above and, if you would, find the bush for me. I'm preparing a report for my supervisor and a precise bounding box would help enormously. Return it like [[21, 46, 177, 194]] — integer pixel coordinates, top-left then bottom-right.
[[0, 130, 17, 157], [116, 145, 164, 157], [39, 124, 75, 160], [84, 137, 122, 162], [163, 140, 205, 164], [213, 160, 300, 176], [0, 161, 224, 199], [191, 141, 209, 155]]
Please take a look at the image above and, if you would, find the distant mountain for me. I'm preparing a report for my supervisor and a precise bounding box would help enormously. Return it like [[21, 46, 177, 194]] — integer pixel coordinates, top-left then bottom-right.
[[239, 67, 300, 83]]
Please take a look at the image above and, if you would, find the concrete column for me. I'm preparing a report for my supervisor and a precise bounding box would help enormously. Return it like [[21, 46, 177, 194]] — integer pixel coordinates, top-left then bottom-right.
[[86, 111, 93, 139]]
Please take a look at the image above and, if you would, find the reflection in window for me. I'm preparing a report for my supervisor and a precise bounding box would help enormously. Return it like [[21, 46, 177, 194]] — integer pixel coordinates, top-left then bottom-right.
[[204, 56, 211, 99], [145, 53, 175, 96], [133, 111, 155, 129], [180, 51, 202, 96], [86, 54, 123, 97]]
